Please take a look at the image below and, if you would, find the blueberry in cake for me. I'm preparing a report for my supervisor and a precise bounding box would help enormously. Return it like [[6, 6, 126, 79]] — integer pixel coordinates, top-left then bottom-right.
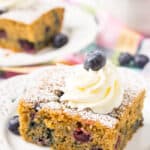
[[18, 50, 145, 150], [0, 0, 65, 52]]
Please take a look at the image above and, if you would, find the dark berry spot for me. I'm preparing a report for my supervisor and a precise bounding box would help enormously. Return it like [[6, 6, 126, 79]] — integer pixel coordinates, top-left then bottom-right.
[[37, 138, 51, 146], [45, 26, 51, 33], [84, 50, 106, 71], [30, 121, 37, 128], [19, 39, 35, 52], [134, 54, 149, 68], [54, 90, 64, 97], [119, 52, 134, 66], [52, 33, 68, 48], [0, 29, 7, 38], [76, 122, 82, 128], [91, 146, 103, 150], [132, 119, 143, 131], [8, 115, 20, 135], [73, 128, 90, 142], [37, 128, 53, 146]]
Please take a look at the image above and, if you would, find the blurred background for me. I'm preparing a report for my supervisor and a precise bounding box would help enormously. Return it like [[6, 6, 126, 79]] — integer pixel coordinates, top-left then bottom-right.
[[0, 0, 149, 90]]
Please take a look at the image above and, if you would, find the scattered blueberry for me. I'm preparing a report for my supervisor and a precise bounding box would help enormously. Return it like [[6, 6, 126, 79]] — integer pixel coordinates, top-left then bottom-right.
[[52, 33, 68, 48], [119, 52, 134, 66], [133, 54, 149, 68], [84, 50, 106, 71], [0, 30, 7, 38], [73, 128, 90, 142], [19, 40, 35, 52], [8, 116, 20, 135]]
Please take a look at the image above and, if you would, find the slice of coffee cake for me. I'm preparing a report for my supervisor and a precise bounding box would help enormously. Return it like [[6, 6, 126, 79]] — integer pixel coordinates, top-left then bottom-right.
[[0, 0, 64, 52], [18, 51, 145, 150]]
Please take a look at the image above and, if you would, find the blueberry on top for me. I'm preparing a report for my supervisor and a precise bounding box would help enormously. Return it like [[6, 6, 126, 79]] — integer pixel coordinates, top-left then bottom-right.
[[84, 50, 106, 71], [119, 52, 134, 66], [134, 54, 149, 68], [8, 115, 20, 135], [52, 33, 68, 48]]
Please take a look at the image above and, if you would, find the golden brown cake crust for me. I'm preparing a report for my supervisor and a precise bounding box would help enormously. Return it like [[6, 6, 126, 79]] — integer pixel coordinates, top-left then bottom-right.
[[18, 65, 145, 150], [0, 5, 64, 52]]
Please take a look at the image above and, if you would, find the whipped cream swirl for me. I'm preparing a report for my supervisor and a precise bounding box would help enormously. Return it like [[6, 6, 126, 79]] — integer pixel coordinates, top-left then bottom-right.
[[61, 61, 123, 114]]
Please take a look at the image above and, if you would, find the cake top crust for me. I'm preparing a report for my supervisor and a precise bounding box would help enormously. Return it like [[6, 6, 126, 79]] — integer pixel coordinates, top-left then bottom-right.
[[0, 0, 64, 24], [21, 65, 145, 128]]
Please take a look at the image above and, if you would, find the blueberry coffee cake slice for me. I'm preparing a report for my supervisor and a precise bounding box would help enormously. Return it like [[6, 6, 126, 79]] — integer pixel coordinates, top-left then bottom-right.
[[18, 51, 145, 150], [0, 0, 64, 52]]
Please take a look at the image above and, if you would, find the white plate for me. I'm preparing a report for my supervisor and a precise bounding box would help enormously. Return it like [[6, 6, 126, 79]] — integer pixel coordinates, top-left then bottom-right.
[[0, 4, 97, 67], [0, 68, 150, 150]]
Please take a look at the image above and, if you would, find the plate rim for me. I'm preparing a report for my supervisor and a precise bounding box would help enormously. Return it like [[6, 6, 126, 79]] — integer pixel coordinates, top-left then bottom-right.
[[0, 67, 150, 150]]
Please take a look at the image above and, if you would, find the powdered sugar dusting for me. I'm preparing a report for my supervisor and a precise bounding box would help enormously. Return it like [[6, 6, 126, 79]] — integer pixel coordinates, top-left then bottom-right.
[[19, 66, 145, 128], [0, 75, 28, 118], [22, 65, 73, 102]]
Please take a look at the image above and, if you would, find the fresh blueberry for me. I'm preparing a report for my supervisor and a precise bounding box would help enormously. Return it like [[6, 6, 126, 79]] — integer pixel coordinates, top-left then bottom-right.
[[84, 50, 106, 71], [52, 33, 68, 48], [8, 116, 20, 135], [73, 128, 90, 142], [19, 40, 35, 52], [134, 54, 149, 68], [119, 52, 134, 66]]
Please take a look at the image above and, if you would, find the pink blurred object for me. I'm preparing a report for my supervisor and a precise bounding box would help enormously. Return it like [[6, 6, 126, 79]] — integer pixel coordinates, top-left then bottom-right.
[[58, 53, 85, 65], [96, 12, 144, 54], [0, 71, 22, 79]]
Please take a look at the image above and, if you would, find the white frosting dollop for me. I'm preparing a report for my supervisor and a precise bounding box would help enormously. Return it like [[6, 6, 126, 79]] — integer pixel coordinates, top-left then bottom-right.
[[0, 0, 36, 10], [61, 61, 124, 114]]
